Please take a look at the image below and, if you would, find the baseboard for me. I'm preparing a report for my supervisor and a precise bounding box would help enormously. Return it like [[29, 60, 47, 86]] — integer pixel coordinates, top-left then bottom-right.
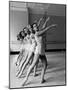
[[10, 49, 66, 55]]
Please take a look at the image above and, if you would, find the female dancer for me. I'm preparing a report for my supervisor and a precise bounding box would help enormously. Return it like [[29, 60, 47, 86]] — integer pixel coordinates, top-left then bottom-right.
[[16, 25, 37, 78], [21, 18, 57, 86], [16, 17, 50, 67], [16, 27, 31, 75], [15, 30, 26, 67], [16, 17, 45, 77]]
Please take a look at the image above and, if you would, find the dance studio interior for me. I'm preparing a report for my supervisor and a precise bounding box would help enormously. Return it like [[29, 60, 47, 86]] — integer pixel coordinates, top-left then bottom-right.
[[9, 1, 66, 88]]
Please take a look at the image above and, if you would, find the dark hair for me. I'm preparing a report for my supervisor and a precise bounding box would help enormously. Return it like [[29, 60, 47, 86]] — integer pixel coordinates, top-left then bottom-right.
[[23, 27, 27, 33], [27, 30, 31, 35], [30, 24, 33, 29], [32, 23, 39, 32], [23, 27, 31, 35], [23, 27, 27, 37], [32, 29, 35, 34], [17, 31, 25, 41], [32, 23, 37, 26]]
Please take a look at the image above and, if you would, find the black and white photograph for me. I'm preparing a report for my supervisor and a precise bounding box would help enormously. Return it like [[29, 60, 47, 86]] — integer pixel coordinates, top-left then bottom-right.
[[9, 1, 66, 89]]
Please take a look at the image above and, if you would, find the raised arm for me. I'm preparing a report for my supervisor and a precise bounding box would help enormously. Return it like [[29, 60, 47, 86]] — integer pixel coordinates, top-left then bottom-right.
[[37, 18, 43, 26], [33, 18, 43, 26], [36, 24, 57, 36], [41, 17, 50, 29]]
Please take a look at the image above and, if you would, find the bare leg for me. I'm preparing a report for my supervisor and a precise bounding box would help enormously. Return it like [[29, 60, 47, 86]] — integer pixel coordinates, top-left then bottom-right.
[[16, 53, 28, 77], [22, 54, 39, 86], [17, 51, 28, 71], [33, 61, 38, 76], [40, 55, 47, 83], [15, 52, 23, 66], [17, 52, 34, 78]]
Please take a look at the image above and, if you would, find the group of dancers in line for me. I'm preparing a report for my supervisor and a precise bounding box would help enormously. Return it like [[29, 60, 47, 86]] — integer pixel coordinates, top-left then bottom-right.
[[15, 17, 57, 86]]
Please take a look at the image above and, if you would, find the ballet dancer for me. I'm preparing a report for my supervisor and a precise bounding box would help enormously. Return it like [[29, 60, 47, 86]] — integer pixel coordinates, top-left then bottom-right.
[[16, 25, 37, 78], [16, 27, 31, 74], [21, 17, 57, 86]]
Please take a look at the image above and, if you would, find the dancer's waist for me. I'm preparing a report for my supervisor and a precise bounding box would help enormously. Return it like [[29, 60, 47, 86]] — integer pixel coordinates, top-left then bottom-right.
[[35, 45, 45, 55]]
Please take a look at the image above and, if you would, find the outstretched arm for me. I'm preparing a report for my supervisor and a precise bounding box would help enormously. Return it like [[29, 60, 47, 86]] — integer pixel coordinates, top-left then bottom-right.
[[33, 18, 43, 27], [36, 24, 57, 36], [37, 18, 43, 26], [41, 17, 50, 29]]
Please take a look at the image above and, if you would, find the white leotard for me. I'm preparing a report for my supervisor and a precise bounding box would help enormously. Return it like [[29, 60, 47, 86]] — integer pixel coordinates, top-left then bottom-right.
[[35, 34, 45, 55], [20, 35, 31, 51], [20, 34, 37, 53], [24, 35, 32, 51], [30, 33, 37, 52]]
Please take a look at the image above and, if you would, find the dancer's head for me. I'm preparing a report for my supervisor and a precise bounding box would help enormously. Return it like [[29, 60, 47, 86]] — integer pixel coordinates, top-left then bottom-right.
[[27, 24, 35, 34], [23, 27, 30, 36], [32, 23, 39, 32], [27, 25, 32, 32], [17, 30, 25, 41]]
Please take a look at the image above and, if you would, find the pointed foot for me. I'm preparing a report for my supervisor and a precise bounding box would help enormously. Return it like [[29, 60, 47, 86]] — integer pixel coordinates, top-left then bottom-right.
[[41, 79, 46, 83], [22, 78, 27, 86]]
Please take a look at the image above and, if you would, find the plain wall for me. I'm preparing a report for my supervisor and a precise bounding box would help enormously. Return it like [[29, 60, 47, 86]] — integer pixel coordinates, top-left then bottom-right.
[[10, 8, 28, 51], [46, 15, 66, 49]]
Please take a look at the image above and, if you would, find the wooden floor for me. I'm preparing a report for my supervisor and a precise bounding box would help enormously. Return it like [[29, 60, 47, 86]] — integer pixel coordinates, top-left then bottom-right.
[[9, 51, 66, 88]]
